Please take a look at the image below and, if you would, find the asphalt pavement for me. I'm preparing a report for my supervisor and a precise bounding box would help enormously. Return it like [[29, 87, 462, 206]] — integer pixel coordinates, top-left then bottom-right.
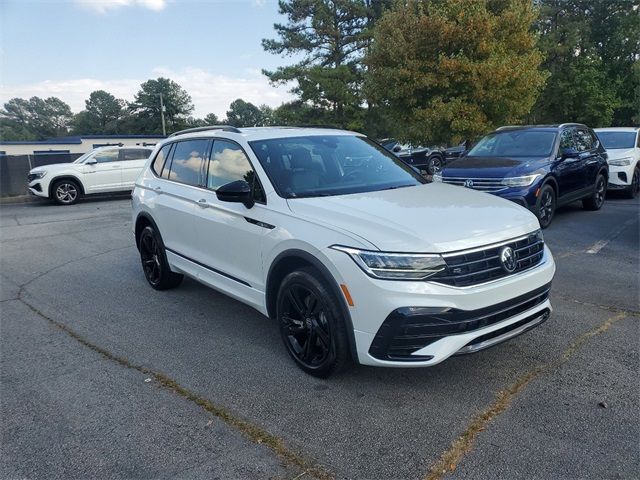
[[1, 193, 638, 479]]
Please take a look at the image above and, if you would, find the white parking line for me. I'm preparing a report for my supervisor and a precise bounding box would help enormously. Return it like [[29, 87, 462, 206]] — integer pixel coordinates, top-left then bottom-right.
[[585, 217, 637, 255]]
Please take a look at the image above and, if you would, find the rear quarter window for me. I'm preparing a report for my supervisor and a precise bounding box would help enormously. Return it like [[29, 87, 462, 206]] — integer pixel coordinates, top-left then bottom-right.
[[151, 144, 173, 177]]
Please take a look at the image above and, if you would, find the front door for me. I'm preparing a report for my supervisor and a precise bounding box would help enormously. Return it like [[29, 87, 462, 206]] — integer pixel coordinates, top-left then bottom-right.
[[555, 128, 584, 199], [80, 148, 123, 192]]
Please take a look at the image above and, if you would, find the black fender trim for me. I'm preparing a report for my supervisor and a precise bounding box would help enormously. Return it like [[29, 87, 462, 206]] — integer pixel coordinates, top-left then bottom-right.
[[49, 175, 86, 197], [267, 249, 359, 363]]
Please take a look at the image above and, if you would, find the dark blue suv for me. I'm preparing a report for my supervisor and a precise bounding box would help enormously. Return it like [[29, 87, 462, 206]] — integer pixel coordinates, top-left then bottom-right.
[[434, 124, 609, 228]]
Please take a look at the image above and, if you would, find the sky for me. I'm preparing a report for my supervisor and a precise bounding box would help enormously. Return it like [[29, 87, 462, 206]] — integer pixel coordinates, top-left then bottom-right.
[[0, 0, 297, 117]]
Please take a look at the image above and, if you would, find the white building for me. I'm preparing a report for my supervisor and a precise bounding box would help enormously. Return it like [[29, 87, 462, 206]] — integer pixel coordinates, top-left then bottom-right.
[[0, 135, 165, 156]]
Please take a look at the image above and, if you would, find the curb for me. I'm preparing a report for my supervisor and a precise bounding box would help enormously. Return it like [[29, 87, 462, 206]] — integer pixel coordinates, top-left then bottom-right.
[[0, 195, 43, 205]]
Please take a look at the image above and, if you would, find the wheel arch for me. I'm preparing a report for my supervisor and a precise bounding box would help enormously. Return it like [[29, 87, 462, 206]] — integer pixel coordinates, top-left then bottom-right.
[[541, 175, 559, 197], [266, 249, 358, 362], [134, 212, 160, 251], [48, 175, 85, 198]]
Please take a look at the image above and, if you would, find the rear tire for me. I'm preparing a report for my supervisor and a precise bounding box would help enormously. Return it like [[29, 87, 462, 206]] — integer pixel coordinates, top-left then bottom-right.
[[427, 154, 443, 175], [276, 267, 350, 378], [583, 174, 607, 210], [52, 179, 81, 205], [536, 184, 556, 229], [138, 225, 183, 290], [623, 168, 639, 199]]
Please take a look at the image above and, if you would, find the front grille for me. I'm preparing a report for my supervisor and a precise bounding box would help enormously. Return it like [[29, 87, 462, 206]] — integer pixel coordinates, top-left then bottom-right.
[[369, 283, 551, 361], [442, 177, 507, 193], [431, 232, 545, 287]]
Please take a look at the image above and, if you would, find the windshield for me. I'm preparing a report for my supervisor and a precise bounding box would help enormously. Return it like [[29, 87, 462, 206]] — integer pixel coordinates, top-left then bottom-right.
[[596, 131, 636, 149], [72, 151, 94, 164], [468, 130, 557, 157], [249, 135, 425, 198]]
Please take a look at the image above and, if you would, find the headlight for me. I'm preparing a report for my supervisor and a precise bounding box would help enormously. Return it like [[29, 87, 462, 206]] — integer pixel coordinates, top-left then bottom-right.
[[30, 171, 47, 179], [331, 246, 446, 280], [501, 174, 540, 187], [609, 157, 632, 166], [432, 172, 443, 182]]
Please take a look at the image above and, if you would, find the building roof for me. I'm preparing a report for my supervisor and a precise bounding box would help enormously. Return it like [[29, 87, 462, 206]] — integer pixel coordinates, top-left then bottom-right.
[[0, 134, 166, 145]]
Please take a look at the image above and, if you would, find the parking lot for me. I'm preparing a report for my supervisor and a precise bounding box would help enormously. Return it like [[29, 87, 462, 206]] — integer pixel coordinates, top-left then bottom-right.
[[1, 194, 638, 479]]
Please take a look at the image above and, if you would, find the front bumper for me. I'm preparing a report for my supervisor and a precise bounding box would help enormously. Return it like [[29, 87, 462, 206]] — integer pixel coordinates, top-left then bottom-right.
[[28, 180, 49, 198], [607, 164, 635, 188], [326, 244, 555, 367]]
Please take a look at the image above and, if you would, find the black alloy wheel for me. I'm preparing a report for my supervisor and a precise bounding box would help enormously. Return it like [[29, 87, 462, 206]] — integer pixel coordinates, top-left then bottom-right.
[[427, 155, 443, 175], [138, 226, 183, 290], [277, 268, 349, 377], [583, 174, 607, 211], [537, 184, 556, 229], [53, 180, 80, 205]]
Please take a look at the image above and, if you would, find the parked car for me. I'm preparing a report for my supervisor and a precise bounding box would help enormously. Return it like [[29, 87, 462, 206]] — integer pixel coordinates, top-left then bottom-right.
[[132, 125, 555, 377], [443, 142, 467, 161], [27, 146, 153, 205], [380, 138, 444, 174], [433, 124, 609, 228], [594, 127, 640, 198]]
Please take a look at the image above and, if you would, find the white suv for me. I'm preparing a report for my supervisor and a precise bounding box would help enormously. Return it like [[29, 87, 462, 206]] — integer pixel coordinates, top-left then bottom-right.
[[28, 146, 153, 205], [595, 127, 640, 198], [132, 126, 556, 377]]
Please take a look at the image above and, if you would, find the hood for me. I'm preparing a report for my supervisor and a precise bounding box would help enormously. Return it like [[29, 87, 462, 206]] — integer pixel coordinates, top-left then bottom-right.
[[605, 148, 636, 161], [30, 163, 79, 174], [287, 183, 540, 253], [442, 156, 548, 178]]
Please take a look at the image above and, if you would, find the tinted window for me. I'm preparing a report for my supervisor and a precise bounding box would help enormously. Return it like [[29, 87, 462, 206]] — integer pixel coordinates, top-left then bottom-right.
[[468, 130, 557, 157], [575, 129, 595, 152], [249, 135, 424, 198], [207, 140, 256, 190], [122, 148, 152, 161], [168, 139, 209, 186], [93, 149, 119, 163], [152, 144, 172, 176], [559, 129, 577, 151], [596, 131, 637, 149]]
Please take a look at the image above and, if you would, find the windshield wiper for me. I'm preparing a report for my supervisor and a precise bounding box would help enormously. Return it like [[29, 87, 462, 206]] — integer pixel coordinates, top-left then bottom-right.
[[380, 184, 415, 191]]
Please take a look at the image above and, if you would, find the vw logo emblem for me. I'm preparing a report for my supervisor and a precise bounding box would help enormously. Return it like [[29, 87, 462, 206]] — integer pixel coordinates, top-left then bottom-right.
[[500, 246, 517, 273], [463, 179, 474, 188]]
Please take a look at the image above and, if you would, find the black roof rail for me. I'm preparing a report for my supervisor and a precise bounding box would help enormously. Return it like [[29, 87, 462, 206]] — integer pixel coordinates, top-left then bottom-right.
[[169, 125, 241, 137]]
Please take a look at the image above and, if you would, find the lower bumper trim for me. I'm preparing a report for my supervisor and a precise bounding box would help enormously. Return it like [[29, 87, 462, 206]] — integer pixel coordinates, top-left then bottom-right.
[[455, 308, 550, 355]]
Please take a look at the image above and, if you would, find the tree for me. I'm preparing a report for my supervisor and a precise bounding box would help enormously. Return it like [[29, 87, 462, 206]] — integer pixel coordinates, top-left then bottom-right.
[[263, 0, 392, 128], [532, 0, 639, 127], [72, 90, 126, 134], [203, 113, 220, 125], [225, 99, 264, 127], [129, 78, 194, 134], [366, 0, 547, 145], [0, 96, 73, 140]]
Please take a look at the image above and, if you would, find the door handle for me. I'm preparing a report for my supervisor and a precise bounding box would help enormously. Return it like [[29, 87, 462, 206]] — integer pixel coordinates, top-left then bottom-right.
[[197, 198, 209, 208], [154, 186, 162, 194]]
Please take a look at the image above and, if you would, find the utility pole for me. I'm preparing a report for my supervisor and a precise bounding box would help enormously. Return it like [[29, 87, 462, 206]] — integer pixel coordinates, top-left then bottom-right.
[[159, 93, 166, 136]]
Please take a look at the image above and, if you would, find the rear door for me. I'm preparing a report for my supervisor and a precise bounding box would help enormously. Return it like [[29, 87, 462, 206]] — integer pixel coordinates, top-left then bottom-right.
[[120, 148, 152, 189], [80, 148, 123, 192], [152, 139, 210, 260]]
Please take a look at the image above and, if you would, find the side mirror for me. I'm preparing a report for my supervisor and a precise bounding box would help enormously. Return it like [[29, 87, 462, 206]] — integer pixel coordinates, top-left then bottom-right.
[[392, 145, 401, 153], [85, 158, 97, 165], [561, 147, 579, 160], [216, 180, 254, 209]]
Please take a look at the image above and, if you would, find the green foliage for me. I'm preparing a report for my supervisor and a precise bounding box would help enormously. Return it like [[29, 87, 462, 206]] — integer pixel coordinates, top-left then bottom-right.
[[533, 0, 640, 127], [225, 99, 277, 127], [129, 77, 194, 134], [366, 0, 547, 145], [72, 90, 126, 134], [0, 96, 73, 140], [203, 113, 221, 125], [263, 0, 392, 129]]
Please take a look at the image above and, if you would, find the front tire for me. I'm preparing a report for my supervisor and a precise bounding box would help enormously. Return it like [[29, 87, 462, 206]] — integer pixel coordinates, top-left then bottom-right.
[[138, 226, 183, 290], [583, 174, 607, 210], [52, 179, 81, 205], [276, 267, 350, 378], [623, 168, 639, 199], [536, 184, 556, 229]]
